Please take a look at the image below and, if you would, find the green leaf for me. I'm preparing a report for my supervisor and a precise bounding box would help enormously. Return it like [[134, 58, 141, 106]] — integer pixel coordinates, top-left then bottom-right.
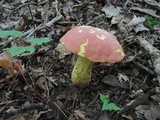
[[0, 30, 22, 38], [4, 46, 35, 56], [100, 93, 109, 104], [99, 93, 121, 111], [102, 103, 121, 111], [145, 16, 160, 29], [27, 37, 52, 45]]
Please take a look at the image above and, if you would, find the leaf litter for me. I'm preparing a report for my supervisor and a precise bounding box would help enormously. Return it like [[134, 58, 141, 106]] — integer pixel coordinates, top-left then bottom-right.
[[0, 0, 160, 120]]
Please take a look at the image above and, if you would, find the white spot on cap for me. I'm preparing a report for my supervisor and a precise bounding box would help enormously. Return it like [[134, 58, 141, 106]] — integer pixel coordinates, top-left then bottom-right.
[[115, 48, 124, 56], [79, 30, 83, 33], [96, 35, 106, 40], [89, 30, 96, 33]]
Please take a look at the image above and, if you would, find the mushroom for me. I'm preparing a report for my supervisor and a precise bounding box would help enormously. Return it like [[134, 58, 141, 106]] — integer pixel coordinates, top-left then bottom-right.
[[60, 26, 125, 86]]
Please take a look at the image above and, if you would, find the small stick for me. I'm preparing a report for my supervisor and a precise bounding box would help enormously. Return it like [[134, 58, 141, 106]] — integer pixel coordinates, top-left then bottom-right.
[[3, 102, 45, 119], [24, 15, 63, 38], [136, 36, 160, 85]]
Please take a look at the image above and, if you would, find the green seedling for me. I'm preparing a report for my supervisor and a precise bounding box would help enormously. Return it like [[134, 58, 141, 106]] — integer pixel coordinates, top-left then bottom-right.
[[100, 93, 121, 111], [4, 46, 35, 57], [27, 37, 52, 45], [0, 30, 52, 56], [0, 30, 22, 38], [145, 16, 160, 29]]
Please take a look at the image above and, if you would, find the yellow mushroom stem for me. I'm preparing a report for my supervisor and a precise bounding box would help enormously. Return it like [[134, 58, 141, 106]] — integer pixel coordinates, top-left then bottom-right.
[[71, 55, 94, 86]]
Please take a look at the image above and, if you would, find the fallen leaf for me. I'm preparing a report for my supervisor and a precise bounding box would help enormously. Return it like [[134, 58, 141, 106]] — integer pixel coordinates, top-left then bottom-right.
[[122, 114, 133, 120], [135, 105, 150, 118], [111, 15, 122, 24], [36, 76, 47, 97], [135, 104, 160, 120], [73, 110, 86, 120], [6, 106, 16, 113], [118, 73, 129, 82], [128, 15, 146, 26], [31, 67, 44, 78], [144, 104, 160, 120], [150, 94, 160, 102], [102, 3, 120, 18], [129, 89, 144, 98], [15, 15, 32, 31], [55, 43, 71, 59], [134, 23, 149, 33], [0, 51, 24, 76], [101, 75, 129, 89]]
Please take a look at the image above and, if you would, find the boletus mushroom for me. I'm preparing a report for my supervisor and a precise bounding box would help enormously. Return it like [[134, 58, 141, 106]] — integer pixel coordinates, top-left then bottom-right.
[[60, 26, 124, 86]]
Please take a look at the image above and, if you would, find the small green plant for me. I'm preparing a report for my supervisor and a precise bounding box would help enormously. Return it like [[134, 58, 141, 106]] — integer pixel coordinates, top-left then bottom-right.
[[27, 37, 51, 45], [99, 93, 121, 111], [0, 30, 22, 38], [4, 46, 35, 57], [145, 16, 160, 29], [0, 30, 52, 56]]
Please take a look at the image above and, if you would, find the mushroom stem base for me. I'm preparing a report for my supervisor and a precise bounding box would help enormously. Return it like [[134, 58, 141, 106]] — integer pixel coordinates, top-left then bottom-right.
[[71, 56, 93, 86]]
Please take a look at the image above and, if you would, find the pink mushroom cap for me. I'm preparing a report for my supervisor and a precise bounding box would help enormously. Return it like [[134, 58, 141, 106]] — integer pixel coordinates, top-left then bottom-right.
[[60, 26, 124, 63]]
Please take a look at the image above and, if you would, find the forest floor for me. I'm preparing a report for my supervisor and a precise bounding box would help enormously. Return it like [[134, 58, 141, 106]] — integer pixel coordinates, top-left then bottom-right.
[[0, 0, 160, 120]]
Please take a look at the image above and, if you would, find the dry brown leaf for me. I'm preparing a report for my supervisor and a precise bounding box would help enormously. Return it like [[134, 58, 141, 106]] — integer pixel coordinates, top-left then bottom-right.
[[0, 51, 24, 76], [6, 106, 16, 113], [36, 76, 47, 97], [15, 15, 32, 31]]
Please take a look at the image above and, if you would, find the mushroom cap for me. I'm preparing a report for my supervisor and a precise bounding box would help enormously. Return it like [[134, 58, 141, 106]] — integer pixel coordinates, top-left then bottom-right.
[[60, 26, 124, 63]]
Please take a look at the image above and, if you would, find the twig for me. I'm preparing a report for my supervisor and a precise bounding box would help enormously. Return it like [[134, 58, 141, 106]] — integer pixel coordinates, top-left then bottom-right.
[[16, 63, 44, 99], [8, 2, 38, 18], [46, 15, 63, 27], [143, 0, 160, 10], [53, 101, 68, 119], [55, 0, 60, 16], [66, 3, 83, 25], [136, 36, 160, 85], [27, 0, 34, 21], [133, 61, 155, 75], [0, 0, 4, 4], [3, 102, 45, 119], [23, 15, 63, 38], [123, 0, 130, 10], [44, 1, 49, 24]]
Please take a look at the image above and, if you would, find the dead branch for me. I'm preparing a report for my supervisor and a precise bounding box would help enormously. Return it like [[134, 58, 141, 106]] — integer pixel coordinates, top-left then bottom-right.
[[136, 36, 160, 85], [3, 102, 45, 119]]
